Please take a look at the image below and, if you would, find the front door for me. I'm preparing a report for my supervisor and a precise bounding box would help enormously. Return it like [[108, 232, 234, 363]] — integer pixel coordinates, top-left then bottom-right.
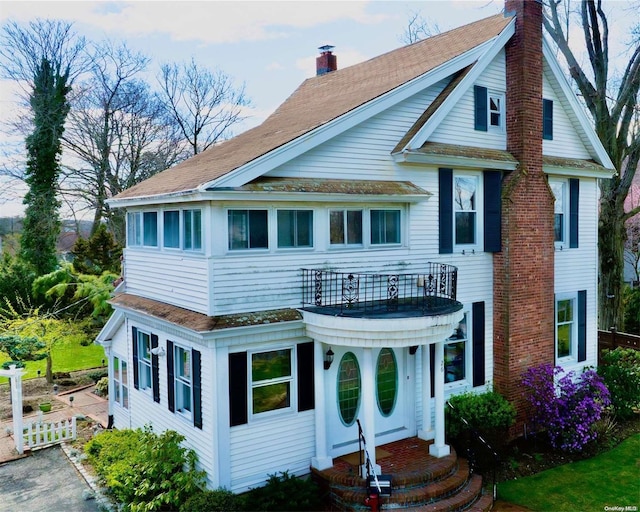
[[325, 346, 414, 457]]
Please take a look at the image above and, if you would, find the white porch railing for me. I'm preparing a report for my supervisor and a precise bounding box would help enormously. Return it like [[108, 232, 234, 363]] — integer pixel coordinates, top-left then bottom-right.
[[23, 416, 77, 449]]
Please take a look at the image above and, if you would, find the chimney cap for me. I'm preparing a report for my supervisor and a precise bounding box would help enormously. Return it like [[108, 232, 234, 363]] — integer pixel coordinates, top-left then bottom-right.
[[318, 45, 335, 53]]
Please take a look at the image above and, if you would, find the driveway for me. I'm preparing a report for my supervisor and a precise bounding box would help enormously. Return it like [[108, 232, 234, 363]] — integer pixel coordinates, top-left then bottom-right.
[[0, 446, 101, 512]]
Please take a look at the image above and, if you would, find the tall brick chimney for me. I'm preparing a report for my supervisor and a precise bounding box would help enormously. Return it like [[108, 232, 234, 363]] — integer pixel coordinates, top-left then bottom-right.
[[316, 45, 337, 76], [493, 0, 556, 434]]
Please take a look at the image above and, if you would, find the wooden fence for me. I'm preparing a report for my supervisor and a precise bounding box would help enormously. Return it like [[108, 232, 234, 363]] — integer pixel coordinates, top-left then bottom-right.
[[23, 416, 77, 450], [598, 329, 640, 365]]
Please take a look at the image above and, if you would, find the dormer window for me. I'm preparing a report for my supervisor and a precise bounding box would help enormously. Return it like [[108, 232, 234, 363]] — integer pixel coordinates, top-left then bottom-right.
[[474, 85, 504, 132]]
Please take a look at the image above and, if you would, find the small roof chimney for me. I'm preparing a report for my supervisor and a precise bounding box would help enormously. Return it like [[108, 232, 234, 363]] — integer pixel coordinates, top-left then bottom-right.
[[316, 45, 337, 76]]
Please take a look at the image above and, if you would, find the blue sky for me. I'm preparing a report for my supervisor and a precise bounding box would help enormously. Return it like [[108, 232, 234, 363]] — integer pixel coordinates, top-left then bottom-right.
[[0, 1, 636, 217]]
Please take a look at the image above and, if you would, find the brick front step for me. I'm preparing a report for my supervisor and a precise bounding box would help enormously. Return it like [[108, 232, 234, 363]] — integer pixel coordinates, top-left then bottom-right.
[[311, 438, 491, 511]]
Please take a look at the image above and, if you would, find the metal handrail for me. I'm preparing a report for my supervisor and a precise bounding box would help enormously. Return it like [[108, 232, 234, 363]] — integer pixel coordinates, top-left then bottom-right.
[[446, 400, 499, 503], [356, 419, 382, 494]]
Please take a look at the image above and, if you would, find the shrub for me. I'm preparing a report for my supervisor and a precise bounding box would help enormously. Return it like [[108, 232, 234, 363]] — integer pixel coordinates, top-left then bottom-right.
[[521, 364, 610, 452], [87, 369, 108, 382], [246, 471, 322, 511], [85, 426, 205, 511], [180, 488, 245, 512], [598, 348, 640, 420], [94, 377, 109, 397], [623, 286, 640, 334], [445, 390, 516, 440]]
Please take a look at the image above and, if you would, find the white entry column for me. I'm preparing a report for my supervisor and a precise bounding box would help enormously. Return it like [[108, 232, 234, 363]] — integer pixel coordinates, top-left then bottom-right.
[[418, 345, 434, 441], [360, 347, 380, 476], [312, 341, 332, 470], [429, 341, 450, 457]]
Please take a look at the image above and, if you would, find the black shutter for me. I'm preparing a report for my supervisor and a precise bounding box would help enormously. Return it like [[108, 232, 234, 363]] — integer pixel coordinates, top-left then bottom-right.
[[543, 99, 553, 140], [229, 352, 248, 426], [439, 168, 453, 254], [297, 342, 315, 412], [132, 327, 139, 390], [483, 171, 502, 253], [472, 302, 486, 387], [577, 290, 587, 362], [151, 334, 160, 403], [193, 349, 202, 429], [167, 340, 175, 413], [474, 85, 488, 131], [569, 178, 579, 248], [429, 344, 435, 398]]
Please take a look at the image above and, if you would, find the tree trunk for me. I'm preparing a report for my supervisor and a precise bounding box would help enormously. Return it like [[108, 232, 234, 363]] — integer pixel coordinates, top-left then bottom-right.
[[45, 354, 53, 384]]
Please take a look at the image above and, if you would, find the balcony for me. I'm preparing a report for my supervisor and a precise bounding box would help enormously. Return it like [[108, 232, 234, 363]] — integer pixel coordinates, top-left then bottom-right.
[[301, 263, 462, 319]]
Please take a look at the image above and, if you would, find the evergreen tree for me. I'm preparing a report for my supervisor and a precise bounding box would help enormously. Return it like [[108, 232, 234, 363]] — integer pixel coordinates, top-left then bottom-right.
[[20, 58, 71, 275]]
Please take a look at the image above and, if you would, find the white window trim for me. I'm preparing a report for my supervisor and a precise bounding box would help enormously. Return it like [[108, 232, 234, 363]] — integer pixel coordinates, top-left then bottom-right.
[[137, 330, 153, 393], [248, 345, 296, 421], [555, 293, 577, 363], [276, 209, 315, 250], [329, 208, 364, 249], [174, 344, 193, 421], [112, 354, 129, 409], [453, 172, 483, 253], [161, 208, 203, 253], [488, 90, 505, 133], [444, 311, 472, 390], [226, 208, 270, 252], [127, 211, 159, 249], [369, 208, 403, 246], [550, 178, 569, 249]]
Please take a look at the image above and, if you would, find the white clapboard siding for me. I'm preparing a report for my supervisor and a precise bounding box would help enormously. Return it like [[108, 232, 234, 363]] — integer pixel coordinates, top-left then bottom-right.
[[110, 323, 131, 429], [229, 411, 315, 492], [125, 250, 210, 314], [429, 50, 506, 150], [542, 66, 592, 160]]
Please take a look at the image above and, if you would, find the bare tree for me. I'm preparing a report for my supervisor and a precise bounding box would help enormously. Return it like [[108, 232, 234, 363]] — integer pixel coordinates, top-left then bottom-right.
[[400, 10, 441, 45], [61, 42, 187, 242], [158, 58, 250, 155], [543, 0, 640, 330]]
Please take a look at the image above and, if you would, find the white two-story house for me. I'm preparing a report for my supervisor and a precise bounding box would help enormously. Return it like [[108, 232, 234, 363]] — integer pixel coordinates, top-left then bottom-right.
[[97, 2, 614, 496]]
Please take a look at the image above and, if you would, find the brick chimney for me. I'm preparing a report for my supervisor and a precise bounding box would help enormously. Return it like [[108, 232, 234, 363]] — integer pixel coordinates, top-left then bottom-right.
[[316, 45, 337, 76], [493, 0, 556, 435]]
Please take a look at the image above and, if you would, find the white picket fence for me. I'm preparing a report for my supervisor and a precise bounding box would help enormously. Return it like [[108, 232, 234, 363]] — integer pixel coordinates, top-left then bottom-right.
[[23, 416, 77, 449]]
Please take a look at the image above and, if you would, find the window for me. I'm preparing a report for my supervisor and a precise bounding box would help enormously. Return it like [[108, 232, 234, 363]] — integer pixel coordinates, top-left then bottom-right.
[[228, 210, 268, 250], [488, 92, 503, 129], [454, 175, 478, 245], [137, 331, 152, 391], [337, 352, 361, 426], [376, 348, 397, 416], [543, 99, 554, 140], [174, 345, 192, 417], [277, 210, 313, 248], [163, 210, 180, 248], [113, 355, 128, 409], [127, 211, 158, 247], [445, 315, 468, 383], [330, 210, 363, 246], [183, 209, 202, 250], [556, 297, 575, 360], [550, 180, 567, 244], [474, 85, 504, 132], [371, 210, 401, 245], [251, 349, 292, 415]]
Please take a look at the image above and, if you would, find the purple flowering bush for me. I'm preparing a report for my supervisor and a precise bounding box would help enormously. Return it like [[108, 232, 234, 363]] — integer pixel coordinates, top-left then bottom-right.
[[521, 363, 610, 452]]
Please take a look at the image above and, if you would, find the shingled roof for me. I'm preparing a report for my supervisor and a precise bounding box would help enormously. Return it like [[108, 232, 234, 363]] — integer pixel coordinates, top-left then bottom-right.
[[113, 13, 512, 202]]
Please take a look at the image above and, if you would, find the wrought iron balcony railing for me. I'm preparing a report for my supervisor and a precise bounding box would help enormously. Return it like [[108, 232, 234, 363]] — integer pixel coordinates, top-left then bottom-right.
[[301, 263, 460, 318]]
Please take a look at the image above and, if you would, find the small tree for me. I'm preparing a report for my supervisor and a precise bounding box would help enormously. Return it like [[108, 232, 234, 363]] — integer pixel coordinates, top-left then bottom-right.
[[71, 223, 122, 275]]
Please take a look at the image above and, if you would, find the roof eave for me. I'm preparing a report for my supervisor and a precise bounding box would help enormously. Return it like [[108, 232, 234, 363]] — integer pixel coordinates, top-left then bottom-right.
[[393, 149, 518, 171]]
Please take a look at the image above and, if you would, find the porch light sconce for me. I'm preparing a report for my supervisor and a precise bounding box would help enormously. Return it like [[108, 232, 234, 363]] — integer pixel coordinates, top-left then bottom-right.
[[409, 346, 418, 355], [324, 347, 335, 370]]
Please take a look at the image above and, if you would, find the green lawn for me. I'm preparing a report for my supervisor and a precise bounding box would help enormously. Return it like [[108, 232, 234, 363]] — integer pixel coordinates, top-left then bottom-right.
[[498, 434, 640, 512], [0, 337, 105, 381]]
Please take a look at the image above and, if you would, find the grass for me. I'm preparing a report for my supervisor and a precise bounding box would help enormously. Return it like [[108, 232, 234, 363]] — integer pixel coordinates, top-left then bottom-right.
[[0, 336, 105, 381], [498, 434, 640, 511]]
